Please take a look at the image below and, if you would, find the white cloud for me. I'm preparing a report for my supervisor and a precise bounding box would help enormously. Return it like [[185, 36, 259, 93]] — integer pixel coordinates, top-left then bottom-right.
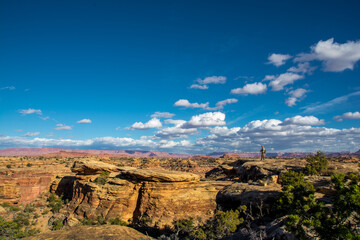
[[40, 116, 50, 120], [22, 132, 40, 137], [285, 88, 309, 107], [295, 38, 360, 72], [303, 91, 360, 113], [0, 135, 193, 152], [159, 140, 192, 148], [195, 117, 360, 152], [0, 86, 15, 90], [129, 118, 162, 130], [334, 112, 360, 122], [150, 112, 175, 118], [156, 119, 197, 139], [190, 84, 209, 90], [19, 108, 42, 115], [77, 119, 92, 124], [174, 99, 209, 109], [287, 62, 316, 74], [267, 53, 292, 67], [189, 76, 226, 90], [282, 115, 325, 126], [183, 112, 226, 128], [197, 76, 226, 85], [231, 82, 267, 95], [55, 124, 72, 130], [266, 73, 304, 91]]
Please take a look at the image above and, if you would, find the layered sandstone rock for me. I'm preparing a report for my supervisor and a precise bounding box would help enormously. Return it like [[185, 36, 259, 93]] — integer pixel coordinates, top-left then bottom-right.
[[117, 167, 200, 182], [71, 160, 122, 175], [58, 160, 232, 228], [23, 225, 153, 240], [0, 167, 71, 204]]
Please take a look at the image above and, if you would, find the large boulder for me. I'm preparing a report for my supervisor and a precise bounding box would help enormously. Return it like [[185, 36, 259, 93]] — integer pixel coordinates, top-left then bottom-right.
[[216, 182, 282, 210], [118, 167, 201, 182], [71, 160, 121, 175], [236, 159, 307, 182], [22, 225, 153, 240]]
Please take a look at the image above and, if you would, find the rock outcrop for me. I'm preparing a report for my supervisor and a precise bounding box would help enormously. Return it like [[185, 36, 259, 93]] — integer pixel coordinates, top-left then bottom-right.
[[216, 182, 282, 210], [0, 167, 72, 204], [22, 225, 153, 240], [57, 160, 232, 228]]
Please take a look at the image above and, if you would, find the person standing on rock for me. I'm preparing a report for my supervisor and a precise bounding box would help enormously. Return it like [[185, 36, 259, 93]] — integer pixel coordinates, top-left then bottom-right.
[[260, 145, 266, 160]]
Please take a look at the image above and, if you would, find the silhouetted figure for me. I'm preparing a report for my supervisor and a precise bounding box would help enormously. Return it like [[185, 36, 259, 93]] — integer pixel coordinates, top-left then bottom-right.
[[260, 145, 266, 160]]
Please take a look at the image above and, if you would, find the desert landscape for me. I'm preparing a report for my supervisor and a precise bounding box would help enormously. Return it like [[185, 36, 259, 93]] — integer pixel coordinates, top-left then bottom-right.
[[0, 148, 359, 239], [2, 1, 360, 239]]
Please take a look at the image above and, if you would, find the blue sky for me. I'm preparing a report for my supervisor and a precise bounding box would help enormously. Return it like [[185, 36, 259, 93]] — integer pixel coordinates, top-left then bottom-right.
[[1, 0, 360, 153]]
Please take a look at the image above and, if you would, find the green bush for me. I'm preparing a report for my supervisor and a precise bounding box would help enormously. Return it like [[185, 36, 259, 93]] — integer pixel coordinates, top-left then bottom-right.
[[51, 219, 63, 230], [0, 216, 40, 239], [80, 217, 94, 225], [96, 216, 107, 225], [305, 151, 328, 175], [26, 163, 32, 167], [278, 170, 360, 239], [109, 217, 127, 226], [47, 193, 64, 213], [94, 171, 109, 185], [6, 165, 11, 169], [173, 209, 244, 240]]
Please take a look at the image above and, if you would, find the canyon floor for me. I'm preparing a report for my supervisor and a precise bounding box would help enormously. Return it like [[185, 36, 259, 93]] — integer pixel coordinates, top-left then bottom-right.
[[0, 154, 359, 239]]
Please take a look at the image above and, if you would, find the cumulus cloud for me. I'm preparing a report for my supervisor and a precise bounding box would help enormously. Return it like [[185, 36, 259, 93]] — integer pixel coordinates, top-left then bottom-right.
[[287, 62, 316, 74], [55, 124, 72, 130], [285, 88, 309, 107], [174, 99, 209, 109], [190, 84, 209, 90], [231, 82, 267, 95], [195, 118, 360, 153], [129, 118, 162, 130], [190, 76, 226, 89], [183, 112, 226, 128], [214, 98, 238, 109], [159, 140, 192, 148], [150, 112, 175, 118], [266, 73, 304, 91], [0, 86, 15, 90], [0, 135, 193, 152], [295, 38, 360, 72], [197, 76, 226, 85], [282, 115, 325, 126], [156, 119, 197, 139], [77, 119, 92, 124], [22, 132, 40, 137], [19, 108, 42, 115], [334, 112, 360, 122], [267, 53, 292, 67], [303, 91, 360, 113]]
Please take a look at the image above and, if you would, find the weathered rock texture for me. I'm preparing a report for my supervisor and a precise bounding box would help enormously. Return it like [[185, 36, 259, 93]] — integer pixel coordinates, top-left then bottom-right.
[[23, 225, 153, 240], [57, 160, 231, 228], [0, 167, 71, 204]]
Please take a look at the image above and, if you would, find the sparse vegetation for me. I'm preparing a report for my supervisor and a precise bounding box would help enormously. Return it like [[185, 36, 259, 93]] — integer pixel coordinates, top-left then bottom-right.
[[305, 151, 329, 175], [109, 217, 127, 226], [278, 170, 360, 239], [47, 193, 64, 213], [51, 219, 64, 230], [94, 171, 109, 185]]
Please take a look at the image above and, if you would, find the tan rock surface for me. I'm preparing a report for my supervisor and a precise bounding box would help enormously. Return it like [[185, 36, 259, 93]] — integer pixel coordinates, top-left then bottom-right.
[[71, 160, 121, 175], [118, 167, 201, 182], [22, 225, 153, 240]]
